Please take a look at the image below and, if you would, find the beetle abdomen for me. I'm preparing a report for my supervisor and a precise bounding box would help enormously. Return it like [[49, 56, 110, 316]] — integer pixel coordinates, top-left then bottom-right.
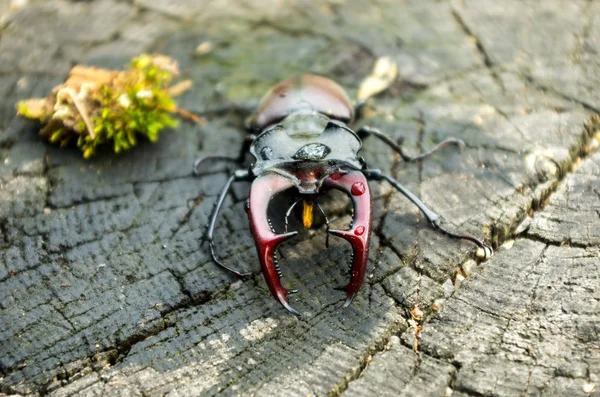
[[251, 75, 354, 131]]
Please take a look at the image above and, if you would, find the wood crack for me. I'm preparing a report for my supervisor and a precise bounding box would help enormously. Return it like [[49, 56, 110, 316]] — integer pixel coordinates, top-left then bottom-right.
[[451, 8, 506, 94]]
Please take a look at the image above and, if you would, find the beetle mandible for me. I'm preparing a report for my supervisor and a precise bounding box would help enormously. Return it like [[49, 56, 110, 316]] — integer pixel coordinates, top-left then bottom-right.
[[194, 74, 491, 316]]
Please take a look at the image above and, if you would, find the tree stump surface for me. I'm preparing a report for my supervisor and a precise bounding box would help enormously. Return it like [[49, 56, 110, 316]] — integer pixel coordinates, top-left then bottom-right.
[[1, 1, 599, 396]]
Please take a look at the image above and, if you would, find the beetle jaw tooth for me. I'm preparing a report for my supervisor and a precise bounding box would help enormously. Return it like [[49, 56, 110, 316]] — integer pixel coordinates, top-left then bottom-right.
[[343, 293, 357, 308]]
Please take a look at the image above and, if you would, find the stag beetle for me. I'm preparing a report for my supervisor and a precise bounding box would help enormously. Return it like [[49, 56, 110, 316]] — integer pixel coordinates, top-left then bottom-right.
[[194, 74, 491, 316]]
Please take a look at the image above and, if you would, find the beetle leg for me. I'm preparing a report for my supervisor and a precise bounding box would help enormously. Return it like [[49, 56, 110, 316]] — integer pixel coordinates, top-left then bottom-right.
[[357, 126, 464, 162], [194, 156, 240, 175], [323, 171, 373, 307], [248, 173, 300, 315], [363, 169, 493, 258], [204, 170, 253, 278], [193, 135, 257, 175]]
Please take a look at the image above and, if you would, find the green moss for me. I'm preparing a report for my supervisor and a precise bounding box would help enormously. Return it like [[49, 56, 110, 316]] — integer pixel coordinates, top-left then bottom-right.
[[17, 54, 183, 159], [18, 102, 33, 118]]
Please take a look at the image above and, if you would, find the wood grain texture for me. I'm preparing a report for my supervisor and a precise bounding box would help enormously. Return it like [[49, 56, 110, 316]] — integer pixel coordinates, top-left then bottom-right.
[[0, 0, 598, 396]]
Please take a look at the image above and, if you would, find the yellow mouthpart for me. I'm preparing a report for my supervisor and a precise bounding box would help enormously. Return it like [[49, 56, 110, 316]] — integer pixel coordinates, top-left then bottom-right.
[[302, 200, 314, 229]]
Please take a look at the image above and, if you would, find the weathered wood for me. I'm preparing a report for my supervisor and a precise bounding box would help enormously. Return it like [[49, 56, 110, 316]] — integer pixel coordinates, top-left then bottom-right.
[[0, 1, 599, 396]]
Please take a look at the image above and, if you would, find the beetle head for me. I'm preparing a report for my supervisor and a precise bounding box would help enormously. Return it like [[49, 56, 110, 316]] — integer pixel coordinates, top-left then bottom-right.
[[246, 170, 372, 315]]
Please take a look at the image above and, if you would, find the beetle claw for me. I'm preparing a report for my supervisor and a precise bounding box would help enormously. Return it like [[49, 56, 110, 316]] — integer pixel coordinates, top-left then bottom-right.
[[324, 171, 373, 308], [238, 272, 254, 281], [479, 243, 494, 260], [248, 173, 303, 314]]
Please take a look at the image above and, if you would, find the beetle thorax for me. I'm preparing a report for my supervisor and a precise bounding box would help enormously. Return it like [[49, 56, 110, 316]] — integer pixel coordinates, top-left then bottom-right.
[[280, 110, 329, 138], [249, 110, 363, 194]]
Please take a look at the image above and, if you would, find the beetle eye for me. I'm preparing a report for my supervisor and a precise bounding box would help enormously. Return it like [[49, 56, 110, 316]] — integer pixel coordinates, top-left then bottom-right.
[[260, 146, 274, 160]]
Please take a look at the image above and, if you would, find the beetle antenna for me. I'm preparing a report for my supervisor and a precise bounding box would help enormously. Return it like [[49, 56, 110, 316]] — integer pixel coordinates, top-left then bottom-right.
[[284, 199, 302, 233], [315, 201, 331, 248]]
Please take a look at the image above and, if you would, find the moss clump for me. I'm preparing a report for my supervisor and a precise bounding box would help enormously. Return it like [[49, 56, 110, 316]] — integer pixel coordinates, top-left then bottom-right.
[[17, 54, 191, 158]]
